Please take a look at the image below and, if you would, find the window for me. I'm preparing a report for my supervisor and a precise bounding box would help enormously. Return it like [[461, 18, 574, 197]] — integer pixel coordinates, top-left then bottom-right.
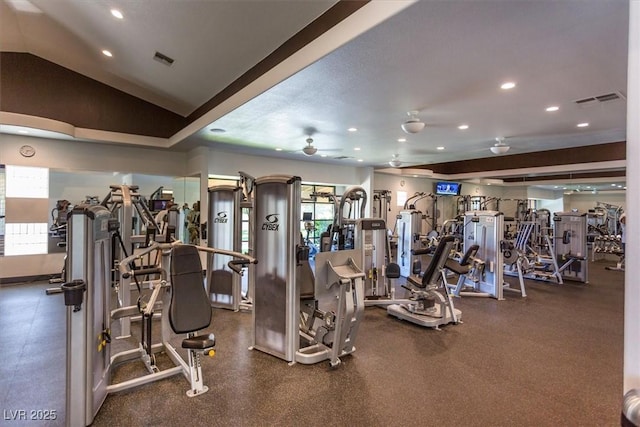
[[6, 165, 48, 198], [4, 223, 48, 256], [4, 165, 49, 256], [301, 184, 336, 250]]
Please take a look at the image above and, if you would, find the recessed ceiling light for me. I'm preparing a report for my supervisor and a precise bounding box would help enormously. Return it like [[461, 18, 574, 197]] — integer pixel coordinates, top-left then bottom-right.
[[436, 146, 445, 150], [357, 159, 363, 162], [611, 183, 617, 187], [18, 130, 29, 134], [458, 124, 469, 130], [320, 154, 327, 157], [354, 147, 361, 151], [545, 106, 559, 112], [554, 186, 559, 189], [397, 138, 406, 143], [110, 9, 123, 19], [102, 50, 113, 57], [577, 122, 589, 128], [501, 81, 516, 90], [209, 128, 226, 133], [348, 127, 357, 132], [275, 148, 283, 151]]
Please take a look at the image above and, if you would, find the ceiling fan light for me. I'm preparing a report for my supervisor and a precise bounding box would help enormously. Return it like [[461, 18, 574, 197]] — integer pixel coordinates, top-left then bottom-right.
[[401, 111, 425, 134], [401, 119, 425, 134], [302, 145, 317, 156], [389, 159, 402, 168], [490, 144, 510, 154]]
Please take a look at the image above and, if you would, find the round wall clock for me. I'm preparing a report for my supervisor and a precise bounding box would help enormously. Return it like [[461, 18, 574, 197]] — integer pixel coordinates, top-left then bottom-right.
[[19, 145, 36, 157]]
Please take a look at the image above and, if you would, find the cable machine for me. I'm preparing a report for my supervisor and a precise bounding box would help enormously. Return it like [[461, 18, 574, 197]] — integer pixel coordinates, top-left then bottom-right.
[[396, 192, 434, 277], [252, 175, 365, 366]]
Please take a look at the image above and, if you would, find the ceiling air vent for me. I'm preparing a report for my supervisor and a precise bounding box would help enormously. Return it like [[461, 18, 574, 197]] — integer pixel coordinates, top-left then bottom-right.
[[153, 51, 174, 66], [333, 156, 352, 160], [595, 92, 621, 102], [574, 91, 624, 106]]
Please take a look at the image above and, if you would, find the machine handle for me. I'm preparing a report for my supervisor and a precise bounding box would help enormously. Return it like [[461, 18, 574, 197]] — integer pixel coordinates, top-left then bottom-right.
[[227, 259, 257, 275], [122, 267, 164, 279]]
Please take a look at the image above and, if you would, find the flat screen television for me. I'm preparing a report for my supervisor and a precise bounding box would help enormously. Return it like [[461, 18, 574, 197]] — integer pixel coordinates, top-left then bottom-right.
[[151, 199, 169, 211], [435, 181, 461, 196]]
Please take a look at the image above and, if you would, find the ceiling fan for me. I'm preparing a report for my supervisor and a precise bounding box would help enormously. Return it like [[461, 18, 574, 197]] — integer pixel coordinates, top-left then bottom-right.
[[389, 154, 402, 168], [302, 137, 318, 156]]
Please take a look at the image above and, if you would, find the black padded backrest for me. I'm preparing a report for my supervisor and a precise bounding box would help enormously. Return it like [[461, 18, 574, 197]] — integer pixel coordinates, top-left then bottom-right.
[[460, 244, 480, 266], [386, 263, 400, 279], [169, 244, 211, 334], [419, 235, 455, 288]]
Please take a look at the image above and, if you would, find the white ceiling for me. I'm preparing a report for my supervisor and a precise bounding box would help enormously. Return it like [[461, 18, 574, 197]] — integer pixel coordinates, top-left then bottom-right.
[[0, 0, 630, 182]]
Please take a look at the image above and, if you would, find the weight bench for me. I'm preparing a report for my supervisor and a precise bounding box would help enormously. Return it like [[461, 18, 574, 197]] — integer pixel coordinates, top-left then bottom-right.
[[169, 244, 216, 397]]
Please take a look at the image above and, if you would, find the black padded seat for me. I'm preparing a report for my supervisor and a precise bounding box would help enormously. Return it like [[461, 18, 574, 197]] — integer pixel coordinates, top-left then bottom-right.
[[386, 263, 400, 279], [182, 333, 216, 350], [414, 235, 455, 289], [445, 244, 479, 275], [169, 244, 212, 334]]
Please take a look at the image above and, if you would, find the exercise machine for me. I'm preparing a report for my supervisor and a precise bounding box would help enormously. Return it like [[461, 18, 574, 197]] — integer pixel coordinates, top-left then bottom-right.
[[252, 175, 365, 366], [387, 235, 461, 329], [353, 218, 407, 306], [552, 212, 588, 282], [503, 212, 562, 286], [101, 185, 163, 337], [396, 195, 429, 278], [63, 204, 255, 426], [458, 211, 525, 298], [207, 183, 253, 311]]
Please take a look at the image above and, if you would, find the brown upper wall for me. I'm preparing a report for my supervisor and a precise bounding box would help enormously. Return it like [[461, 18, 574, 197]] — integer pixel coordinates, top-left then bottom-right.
[[187, 1, 370, 123], [0, 2, 369, 140], [0, 52, 188, 138], [418, 141, 626, 175]]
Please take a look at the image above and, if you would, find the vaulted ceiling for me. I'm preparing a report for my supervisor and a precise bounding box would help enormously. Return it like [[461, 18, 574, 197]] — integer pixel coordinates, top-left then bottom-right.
[[0, 0, 629, 189]]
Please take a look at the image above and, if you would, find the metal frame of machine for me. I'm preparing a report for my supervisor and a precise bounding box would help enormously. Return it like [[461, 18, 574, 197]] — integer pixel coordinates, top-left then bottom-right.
[[460, 211, 526, 299], [207, 184, 253, 311], [387, 235, 461, 329], [63, 204, 255, 426], [252, 175, 365, 367], [552, 211, 589, 283]]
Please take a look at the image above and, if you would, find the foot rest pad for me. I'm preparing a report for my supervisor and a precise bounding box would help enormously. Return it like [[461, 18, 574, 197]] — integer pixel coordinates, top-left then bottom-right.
[[182, 333, 215, 349]]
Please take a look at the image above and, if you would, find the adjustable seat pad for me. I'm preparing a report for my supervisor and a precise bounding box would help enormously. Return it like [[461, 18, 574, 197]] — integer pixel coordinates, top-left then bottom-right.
[[415, 235, 456, 289], [444, 244, 479, 275], [182, 334, 215, 349]]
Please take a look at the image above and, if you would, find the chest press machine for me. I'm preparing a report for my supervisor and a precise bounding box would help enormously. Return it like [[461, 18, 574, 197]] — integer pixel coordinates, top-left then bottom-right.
[[62, 205, 256, 426]]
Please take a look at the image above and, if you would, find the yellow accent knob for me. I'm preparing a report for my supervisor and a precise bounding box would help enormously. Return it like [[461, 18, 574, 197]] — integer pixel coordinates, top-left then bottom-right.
[[208, 349, 216, 358]]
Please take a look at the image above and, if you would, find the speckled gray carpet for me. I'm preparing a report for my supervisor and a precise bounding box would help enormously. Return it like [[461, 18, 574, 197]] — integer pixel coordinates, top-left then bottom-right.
[[0, 259, 624, 426]]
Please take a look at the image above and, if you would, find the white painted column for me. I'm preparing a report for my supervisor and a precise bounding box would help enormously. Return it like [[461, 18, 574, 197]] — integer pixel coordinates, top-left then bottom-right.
[[357, 166, 375, 217], [624, 0, 640, 393]]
